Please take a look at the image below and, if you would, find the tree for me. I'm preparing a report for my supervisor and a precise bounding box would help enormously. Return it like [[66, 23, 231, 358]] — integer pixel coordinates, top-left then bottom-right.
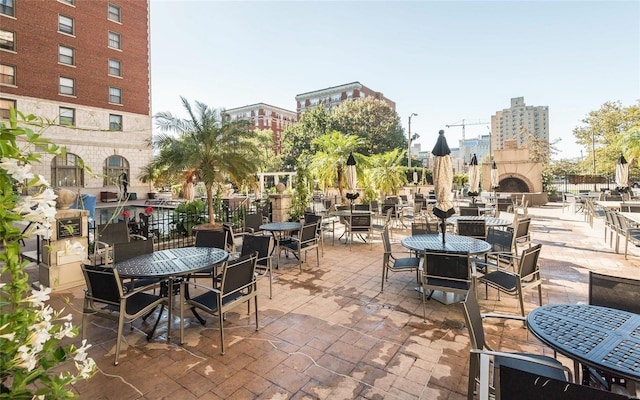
[[310, 132, 368, 202], [280, 106, 331, 170], [154, 97, 259, 224], [329, 97, 406, 155], [573, 101, 640, 177], [367, 148, 408, 198]]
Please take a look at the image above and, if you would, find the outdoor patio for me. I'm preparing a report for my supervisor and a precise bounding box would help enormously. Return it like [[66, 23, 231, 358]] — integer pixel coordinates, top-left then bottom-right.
[[24, 202, 640, 399]]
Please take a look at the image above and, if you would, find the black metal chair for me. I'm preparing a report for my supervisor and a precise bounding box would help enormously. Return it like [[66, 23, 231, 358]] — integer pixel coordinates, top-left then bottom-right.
[[194, 229, 227, 249], [81, 264, 166, 365], [420, 250, 471, 320], [471, 227, 516, 274], [380, 227, 420, 292], [112, 239, 161, 292], [457, 219, 486, 240], [281, 222, 320, 271], [344, 214, 373, 249], [462, 292, 571, 400], [180, 253, 259, 355], [459, 206, 481, 216], [241, 234, 273, 299], [509, 216, 532, 255], [94, 221, 146, 265], [589, 271, 640, 314], [242, 212, 265, 235], [477, 244, 543, 317]]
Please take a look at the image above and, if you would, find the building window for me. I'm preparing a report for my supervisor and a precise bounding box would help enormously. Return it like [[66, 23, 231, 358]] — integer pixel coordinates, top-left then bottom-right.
[[0, 30, 15, 51], [59, 107, 75, 126], [0, 98, 16, 119], [58, 15, 74, 35], [109, 87, 121, 104], [103, 155, 129, 187], [109, 114, 122, 130], [59, 77, 74, 95], [0, 0, 14, 17], [108, 4, 121, 22], [108, 31, 121, 49], [51, 153, 84, 187], [0, 64, 15, 85], [108, 59, 121, 76], [58, 45, 74, 65]]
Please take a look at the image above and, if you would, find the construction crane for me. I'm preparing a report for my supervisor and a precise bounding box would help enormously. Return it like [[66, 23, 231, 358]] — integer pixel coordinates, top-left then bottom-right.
[[446, 119, 490, 166]]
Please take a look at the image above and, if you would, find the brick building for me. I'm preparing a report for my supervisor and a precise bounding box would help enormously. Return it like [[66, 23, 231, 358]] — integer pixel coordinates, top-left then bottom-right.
[[225, 103, 297, 154], [295, 81, 395, 117], [1, 0, 152, 198]]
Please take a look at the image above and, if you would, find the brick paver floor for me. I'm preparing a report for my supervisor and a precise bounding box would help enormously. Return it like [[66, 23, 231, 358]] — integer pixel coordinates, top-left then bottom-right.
[[23, 202, 640, 399]]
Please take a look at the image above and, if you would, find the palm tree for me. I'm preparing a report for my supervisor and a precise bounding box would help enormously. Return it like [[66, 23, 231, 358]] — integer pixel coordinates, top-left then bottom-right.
[[368, 149, 408, 198], [154, 97, 259, 224], [310, 131, 367, 202]]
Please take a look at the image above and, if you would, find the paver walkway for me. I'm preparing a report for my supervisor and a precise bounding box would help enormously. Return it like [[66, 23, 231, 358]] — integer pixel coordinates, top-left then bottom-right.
[[22, 203, 640, 399]]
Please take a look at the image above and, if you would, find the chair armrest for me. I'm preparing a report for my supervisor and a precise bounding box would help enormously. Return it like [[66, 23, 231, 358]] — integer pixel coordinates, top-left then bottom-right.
[[183, 279, 222, 294], [474, 260, 517, 276], [480, 313, 526, 321], [129, 234, 147, 241], [470, 349, 573, 382], [122, 279, 165, 298]]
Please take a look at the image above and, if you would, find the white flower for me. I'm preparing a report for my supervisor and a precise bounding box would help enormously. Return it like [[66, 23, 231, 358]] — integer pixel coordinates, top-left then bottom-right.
[[32, 174, 51, 187], [0, 157, 35, 181], [15, 344, 38, 371], [54, 321, 75, 340], [25, 285, 51, 307]]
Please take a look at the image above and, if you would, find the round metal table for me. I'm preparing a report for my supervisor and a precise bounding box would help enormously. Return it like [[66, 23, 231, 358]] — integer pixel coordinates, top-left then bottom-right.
[[401, 233, 491, 254], [116, 247, 229, 341]]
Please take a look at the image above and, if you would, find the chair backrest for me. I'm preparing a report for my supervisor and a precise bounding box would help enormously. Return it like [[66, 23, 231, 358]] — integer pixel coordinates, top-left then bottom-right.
[[299, 222, 319, 244], [485, 227, 514, 253], [457, 220, 486, 239], [138, 213, 151, 238], [243, 213, 263, 232], [411, 222, 437, 235], [462, 291, 486, 350], [354, 204, 370, 211], [96, 221, 131, 246], [460, 207, 481, 216], [241, 234, 272, 267], [589, 271, 640, 314], [219, 253, 258, 298], [113, 239, 153, 263], [381, 203, 398, 217], [370, 200, 380, 214], [499, 365, 628, 400], [517, 243, 542, 279], [222, 223, 236, 252], [304, 212, 321, 225], [335, 204, 350, 211], [514, 217, 531, 242], [82, 264, 124, 305], [423, 250, 471, 291], [194, 229, 228, 249], [381, 227, 392, 254], [349, 214, 372, 231], [622, 204, 640, 213]]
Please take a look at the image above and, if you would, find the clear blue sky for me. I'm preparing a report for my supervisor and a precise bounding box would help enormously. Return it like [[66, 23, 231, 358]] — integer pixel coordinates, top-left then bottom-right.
[[150, 0, 640, 160]]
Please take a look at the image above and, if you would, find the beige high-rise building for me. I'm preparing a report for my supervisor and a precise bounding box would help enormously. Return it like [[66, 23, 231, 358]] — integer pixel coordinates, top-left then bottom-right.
[[491, 97, 549, 152]]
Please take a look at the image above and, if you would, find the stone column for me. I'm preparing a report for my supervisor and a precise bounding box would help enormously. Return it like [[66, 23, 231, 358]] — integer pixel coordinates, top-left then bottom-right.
[[269, 194, 291, 222]]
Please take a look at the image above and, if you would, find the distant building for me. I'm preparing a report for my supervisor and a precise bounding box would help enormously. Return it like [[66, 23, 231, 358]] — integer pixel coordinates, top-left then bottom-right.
[[295, 81, 395, 117], [226, 103, 297, 154], [459, 134, 491, 164], [1, 0, 152, 197], [491, 97, 549, 152]]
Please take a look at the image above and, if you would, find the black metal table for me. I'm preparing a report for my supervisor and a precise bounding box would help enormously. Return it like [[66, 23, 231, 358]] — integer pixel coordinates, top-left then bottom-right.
[[401, 233, 492, 254], [116, 247, 229, 340], [527, 304, 640, 383], [259, 222, 302, 268]]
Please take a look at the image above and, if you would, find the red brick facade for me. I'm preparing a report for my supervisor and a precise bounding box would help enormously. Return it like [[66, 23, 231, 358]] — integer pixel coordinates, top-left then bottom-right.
[[1, 0, 150, 116]]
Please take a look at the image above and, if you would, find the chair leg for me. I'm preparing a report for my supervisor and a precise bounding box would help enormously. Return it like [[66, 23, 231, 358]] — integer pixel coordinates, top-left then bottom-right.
[[218, 310, 225, 355], [468, 353, 479, 400], [115, 313, 125, 365], [254, 296, 259, 331], [517, 282, 525, 318]]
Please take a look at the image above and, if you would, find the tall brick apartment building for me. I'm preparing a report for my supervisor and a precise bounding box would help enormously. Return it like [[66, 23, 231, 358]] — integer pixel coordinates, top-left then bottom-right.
[[225, 103, 297, 154], [1, 0, 152, 199]]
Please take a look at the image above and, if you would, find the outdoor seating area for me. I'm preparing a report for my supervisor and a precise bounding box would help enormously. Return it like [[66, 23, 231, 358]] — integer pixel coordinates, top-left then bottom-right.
[[16, 199, 640, 399]]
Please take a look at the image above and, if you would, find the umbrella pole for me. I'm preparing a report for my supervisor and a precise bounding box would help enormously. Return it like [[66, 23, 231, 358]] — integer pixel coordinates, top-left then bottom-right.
[[440, 217, 446, 245]]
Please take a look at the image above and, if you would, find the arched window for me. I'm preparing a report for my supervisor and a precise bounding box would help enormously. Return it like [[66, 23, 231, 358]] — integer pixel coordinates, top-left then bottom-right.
[[51, 153, 84, 187], [103, 155, 129, 187]]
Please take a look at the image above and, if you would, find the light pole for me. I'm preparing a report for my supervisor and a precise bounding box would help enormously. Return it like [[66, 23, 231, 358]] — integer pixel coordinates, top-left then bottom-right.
[[592, 131, 597, 191], [408, 113, 418, 167]]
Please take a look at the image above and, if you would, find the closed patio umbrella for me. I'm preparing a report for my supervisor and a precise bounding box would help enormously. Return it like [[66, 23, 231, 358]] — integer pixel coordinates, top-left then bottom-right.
[[615, 153, 629, 194], [345, 152, 359, 208], [432, 130, 455, 244], [468, 153, 480, 202], [490, 160, 499, 190], [413, 169, 418, 185]]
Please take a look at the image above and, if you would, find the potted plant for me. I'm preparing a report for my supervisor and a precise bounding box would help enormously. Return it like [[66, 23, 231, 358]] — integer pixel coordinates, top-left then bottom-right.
[[138, 161, 160, 199]]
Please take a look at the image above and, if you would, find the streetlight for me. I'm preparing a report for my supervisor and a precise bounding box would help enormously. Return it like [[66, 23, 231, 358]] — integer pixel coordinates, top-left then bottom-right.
[[408, 113, 418, 167]]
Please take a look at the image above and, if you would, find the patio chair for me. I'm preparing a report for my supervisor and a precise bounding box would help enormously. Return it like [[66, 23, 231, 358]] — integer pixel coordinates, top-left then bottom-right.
[[344, 214, 373, 249], [471, 227, 516, 274], [589, 271, 640, 316], [281, 222, 320, 271], [457, 219, 486, 240], [242, 212, 265, 235], [420, 250, 471, 320], [241, 234, 273, 299], [460, 206, 481, 216], [380, 227, 420, 292], [194, 228, 228, 249], [462, 292, 571, 400], [411, 221, 437, 236], [223, 223, 243, 256], [304, 212, 327, 256], [112, 239, 161, 292], [476, 244, 543, 317], [372, 207, 393, 237], [614, 213, 640, 259], [496, 365, 629, 400], [508, 216, 531, 255], [381, 202, 403, 228], [94, 221, 147, 265], [81, 264, 166, 365], [562, 192, 578, 213], [180, 253, 259, 355]]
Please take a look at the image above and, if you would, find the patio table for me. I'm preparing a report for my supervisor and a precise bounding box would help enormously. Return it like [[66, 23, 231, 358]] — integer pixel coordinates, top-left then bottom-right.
[[446, 215, 512, 228], [595, 201, 640, 211], [259, 221, 302, 268], [527, 304, 640, 384], [116, 247, 229, 341]]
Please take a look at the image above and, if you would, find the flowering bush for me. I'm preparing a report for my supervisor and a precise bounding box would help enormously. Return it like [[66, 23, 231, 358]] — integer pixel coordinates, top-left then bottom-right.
[[0, 109, 96, 398]]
